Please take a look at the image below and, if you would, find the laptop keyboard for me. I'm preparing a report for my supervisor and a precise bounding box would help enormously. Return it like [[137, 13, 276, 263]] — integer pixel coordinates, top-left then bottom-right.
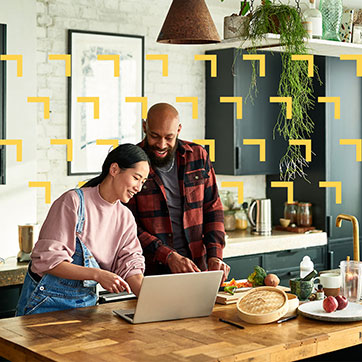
[[125, 313, 135, 319]]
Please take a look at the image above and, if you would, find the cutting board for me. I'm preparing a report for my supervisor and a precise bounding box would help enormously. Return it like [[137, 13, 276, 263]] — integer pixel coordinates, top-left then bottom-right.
[[216, 285, 290, 305], [274, 225, 316, 233], [298, 300, 362, 322]]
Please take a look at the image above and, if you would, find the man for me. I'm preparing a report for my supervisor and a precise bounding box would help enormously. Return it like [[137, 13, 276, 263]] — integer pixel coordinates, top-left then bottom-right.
[[127, 103, 230, 282]]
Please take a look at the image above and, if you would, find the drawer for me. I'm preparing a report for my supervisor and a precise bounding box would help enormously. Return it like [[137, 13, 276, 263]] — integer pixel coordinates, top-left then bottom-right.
[[263, 246, 326, 272], [224, 254, 263, 280]]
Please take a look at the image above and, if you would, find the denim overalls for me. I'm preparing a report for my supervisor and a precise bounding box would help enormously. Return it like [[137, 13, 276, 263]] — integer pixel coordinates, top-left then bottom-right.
[[16, 189, 100, 316]]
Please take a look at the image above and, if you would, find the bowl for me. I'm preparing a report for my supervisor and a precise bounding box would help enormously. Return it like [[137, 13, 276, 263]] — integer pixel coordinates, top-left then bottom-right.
[[280, 218, 291, 227], [284, 293, 299, 318]]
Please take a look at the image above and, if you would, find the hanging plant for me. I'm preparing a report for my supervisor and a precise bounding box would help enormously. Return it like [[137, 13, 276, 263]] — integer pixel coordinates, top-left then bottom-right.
[[227, 0, 321, 181]]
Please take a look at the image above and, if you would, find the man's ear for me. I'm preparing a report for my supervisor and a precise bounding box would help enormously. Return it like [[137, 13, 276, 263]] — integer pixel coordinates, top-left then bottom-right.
[[177, 123, 182, 136], [109, 162, 120, 176], [142, 120, 147, 134]]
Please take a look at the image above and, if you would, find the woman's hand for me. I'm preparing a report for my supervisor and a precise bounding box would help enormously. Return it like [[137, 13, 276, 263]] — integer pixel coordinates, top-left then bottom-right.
[[95, 269, 131, 294]]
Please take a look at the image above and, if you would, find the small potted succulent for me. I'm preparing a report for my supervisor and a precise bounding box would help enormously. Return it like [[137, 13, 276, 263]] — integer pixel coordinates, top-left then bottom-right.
[[223, 0, 251, 39]]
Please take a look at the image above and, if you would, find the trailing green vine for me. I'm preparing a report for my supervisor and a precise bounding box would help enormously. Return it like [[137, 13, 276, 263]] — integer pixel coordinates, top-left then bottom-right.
[[243, 1, 320, 181]]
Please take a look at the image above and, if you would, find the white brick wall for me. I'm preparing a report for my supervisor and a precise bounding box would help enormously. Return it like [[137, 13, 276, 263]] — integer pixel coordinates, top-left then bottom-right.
[[34, 0, 266, 224]]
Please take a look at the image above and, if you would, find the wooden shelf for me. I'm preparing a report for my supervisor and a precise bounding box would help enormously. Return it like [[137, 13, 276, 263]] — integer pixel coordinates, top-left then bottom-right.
[[205, 33, 362, 57]]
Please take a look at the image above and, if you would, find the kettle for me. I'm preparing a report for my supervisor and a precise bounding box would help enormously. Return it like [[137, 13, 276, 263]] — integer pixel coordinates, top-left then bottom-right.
[[247, 199, 272, 235]]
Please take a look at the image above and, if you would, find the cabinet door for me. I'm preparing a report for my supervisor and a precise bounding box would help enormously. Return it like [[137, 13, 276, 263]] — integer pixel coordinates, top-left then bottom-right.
[[224, 254, 263, 280], [0, 284, 22, 318], [328, 239, 357, 269], [325, 57, 362, 242], [205, 48, 285, 175]]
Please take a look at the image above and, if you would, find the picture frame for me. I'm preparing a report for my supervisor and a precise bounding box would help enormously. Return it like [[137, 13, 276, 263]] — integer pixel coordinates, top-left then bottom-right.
[[0, 24, 6, 185], [67, 30, 144, 175]]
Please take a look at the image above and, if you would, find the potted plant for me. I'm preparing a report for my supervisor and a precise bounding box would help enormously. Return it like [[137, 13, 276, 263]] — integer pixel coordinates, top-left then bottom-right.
[[224, 0, 319, 181], [223, 0, 251, 40]]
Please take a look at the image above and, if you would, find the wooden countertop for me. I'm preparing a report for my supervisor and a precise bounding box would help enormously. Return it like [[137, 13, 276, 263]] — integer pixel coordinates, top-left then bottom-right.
[[0, 257, 28, 287], [1, 300, 362, 361], [224, 228, 327, 257]]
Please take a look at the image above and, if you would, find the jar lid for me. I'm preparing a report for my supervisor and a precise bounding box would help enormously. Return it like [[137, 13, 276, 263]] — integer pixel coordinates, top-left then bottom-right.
[[298, 202, 312, 206], [284, 201, 298, 205]]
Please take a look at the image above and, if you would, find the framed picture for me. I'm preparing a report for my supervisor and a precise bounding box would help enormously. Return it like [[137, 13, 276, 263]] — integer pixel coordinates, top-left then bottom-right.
[[0, 24, 6, 184], [68, 30, 144, 175]]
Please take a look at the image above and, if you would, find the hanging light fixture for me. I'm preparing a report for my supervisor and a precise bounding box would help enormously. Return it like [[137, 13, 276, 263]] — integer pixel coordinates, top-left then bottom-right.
[[157, 0, 221, 44]]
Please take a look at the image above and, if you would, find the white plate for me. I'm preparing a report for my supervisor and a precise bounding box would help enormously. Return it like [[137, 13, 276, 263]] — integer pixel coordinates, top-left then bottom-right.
[[298, 300, 362, 322]]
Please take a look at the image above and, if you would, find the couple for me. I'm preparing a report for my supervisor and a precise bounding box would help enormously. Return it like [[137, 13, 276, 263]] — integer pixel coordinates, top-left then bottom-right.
[[16, 103, 230, 316]]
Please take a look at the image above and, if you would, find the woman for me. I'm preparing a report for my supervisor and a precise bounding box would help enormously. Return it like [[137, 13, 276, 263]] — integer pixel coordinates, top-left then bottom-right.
[[16, 144, 149, 316]]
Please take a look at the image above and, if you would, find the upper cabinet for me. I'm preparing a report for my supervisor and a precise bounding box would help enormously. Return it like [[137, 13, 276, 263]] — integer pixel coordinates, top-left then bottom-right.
[[205, 48, 286, 175]]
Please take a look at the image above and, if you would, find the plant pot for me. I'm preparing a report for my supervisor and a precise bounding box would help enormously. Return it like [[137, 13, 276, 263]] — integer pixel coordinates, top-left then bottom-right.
[[224, 14, 250, 39]]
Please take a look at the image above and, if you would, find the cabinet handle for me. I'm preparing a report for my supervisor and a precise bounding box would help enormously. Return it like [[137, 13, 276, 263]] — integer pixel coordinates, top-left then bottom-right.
[[328, 250, 334, 269], [287, 270, 300, 277], [235, 146, 240, 170], [326, 215, 332, 238]]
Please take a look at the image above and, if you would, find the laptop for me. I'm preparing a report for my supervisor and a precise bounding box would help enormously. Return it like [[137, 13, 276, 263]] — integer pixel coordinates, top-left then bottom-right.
[[113, 270, 223, 324]]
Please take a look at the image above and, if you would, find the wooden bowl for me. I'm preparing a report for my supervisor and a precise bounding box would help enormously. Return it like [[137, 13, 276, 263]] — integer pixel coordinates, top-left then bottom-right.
[[280, 218, 291, 227], [236, 286, 288, 324], [284, 293, 299, 318]]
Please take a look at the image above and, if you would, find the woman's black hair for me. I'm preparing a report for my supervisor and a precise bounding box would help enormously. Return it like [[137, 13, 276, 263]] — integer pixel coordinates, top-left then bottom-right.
[[82, 143, 149, 188]]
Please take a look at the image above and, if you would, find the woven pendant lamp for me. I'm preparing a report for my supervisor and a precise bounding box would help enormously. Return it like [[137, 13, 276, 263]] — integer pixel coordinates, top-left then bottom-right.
[[157, 0, 221, 44]]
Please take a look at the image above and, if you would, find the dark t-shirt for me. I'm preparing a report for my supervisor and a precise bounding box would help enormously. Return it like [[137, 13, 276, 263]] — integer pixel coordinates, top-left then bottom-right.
[[156, 158, 191, 258]]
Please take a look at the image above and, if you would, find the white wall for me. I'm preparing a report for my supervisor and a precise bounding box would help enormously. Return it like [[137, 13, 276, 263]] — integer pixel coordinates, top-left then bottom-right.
[[0, 0, 37, 258]]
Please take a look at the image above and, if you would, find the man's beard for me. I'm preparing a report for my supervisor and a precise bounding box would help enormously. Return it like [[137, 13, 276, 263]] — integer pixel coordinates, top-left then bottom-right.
[[144, 137, 178, 168]]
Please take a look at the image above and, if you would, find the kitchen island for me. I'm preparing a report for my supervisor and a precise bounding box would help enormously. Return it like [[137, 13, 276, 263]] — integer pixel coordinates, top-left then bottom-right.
[[0, 299, 362, 361]]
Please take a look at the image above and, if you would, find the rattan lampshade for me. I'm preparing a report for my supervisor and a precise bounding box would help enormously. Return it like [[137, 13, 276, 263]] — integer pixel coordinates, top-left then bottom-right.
[[157, 0, 221, 44]]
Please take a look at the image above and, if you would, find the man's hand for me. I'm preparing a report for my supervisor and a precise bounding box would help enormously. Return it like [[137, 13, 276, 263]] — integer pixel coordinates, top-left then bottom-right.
[[208, 257, 230, 284], [167, 251, 201, 273]]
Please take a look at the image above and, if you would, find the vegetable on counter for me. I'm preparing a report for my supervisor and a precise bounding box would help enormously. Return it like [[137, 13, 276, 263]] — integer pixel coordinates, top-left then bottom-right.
[[264, 273, 280, 287], [247, 266, 267, 287]]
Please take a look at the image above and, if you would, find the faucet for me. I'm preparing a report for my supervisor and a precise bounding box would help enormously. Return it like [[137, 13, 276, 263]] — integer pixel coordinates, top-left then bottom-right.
[[335, 214, 360, 261]]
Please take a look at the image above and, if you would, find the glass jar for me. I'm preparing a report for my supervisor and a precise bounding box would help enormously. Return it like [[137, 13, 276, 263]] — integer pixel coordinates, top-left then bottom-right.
[[235, 210, 248, 230], [297, 202, 312, 227], [284, 202, 298, 225], [224, 210, 236, 231]]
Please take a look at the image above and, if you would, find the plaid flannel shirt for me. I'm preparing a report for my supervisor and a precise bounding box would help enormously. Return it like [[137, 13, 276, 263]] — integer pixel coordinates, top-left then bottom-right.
[[126, 139, 225, 272]]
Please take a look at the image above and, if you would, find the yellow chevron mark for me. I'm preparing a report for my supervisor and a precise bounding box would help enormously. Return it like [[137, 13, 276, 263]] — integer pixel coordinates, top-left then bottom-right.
[[319, 181, 342, 204], [339, 139, 362, 162], [0, 139, 22, 161], [195, 54, 217, 77], [243, 54, 265, 77], [78, 181, 87, 188], [77, 97, 100, 119], [271, 181, 294, 204], [48, 54, 71, 76], [146, 54, 168, 77], [340, 54, 362, 77], [97, 54, 120, 77], [221, 181, 244, 204], [270, 96, 292, 119], [176, 97, 198, 119], [28, 181, 51, 204], [318, 97, 340, 119], [289, 139, 312, 162], [243, 139, 266, 162], [27, 97, 50, 119], [125, 96, 148, 119], [50, 139, 73, 161], [0, 54, 23, 77], [193, 139, 215, 162], [96, 139, 119, 149], [291, 54, 314, 77], [219, 96, 243, 119]]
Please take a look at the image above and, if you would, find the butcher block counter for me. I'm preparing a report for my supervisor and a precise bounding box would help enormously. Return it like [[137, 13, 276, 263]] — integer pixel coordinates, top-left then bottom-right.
[[1, 300, 362, 362]]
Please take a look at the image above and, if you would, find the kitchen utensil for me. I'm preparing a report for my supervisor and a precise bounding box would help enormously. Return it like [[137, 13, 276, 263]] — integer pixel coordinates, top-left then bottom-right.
[[236, 286, 288, 324], [17, 224, 39, 262], [300, 269, 318, 281], [284, 293, 299, 318], [298, 300, 362, 322], [219, 318, 245, 329], [340, 260, 362, 302], [277, 315, 298, 323], [289, 278, 314, 301], [247, 199, 272, 236]]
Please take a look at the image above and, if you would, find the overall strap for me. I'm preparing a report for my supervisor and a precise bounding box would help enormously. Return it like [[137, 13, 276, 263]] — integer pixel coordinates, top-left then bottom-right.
[[74, 188, 85, 234]]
